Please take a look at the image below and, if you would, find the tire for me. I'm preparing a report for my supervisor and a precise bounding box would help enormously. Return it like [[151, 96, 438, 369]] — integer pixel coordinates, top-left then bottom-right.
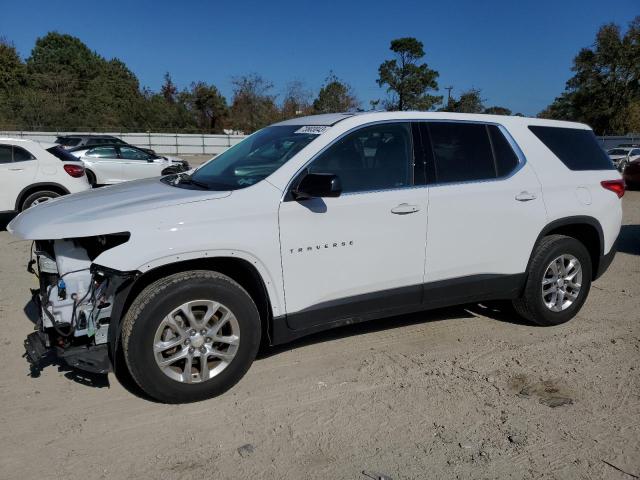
[[85, 169, 97, 186], [618, 160, 628, 172], [20, 190, 61, 211], [121, 270, 261, 403], [161, 166, 180, 176], [513, 234, 592, 326]]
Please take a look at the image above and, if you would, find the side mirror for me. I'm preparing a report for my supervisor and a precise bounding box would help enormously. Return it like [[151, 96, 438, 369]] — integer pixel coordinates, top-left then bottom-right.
[[293, 172, 342, 200]]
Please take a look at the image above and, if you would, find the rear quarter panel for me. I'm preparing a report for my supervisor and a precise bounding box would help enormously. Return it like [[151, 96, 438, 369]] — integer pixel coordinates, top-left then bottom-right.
[[508, 122, 622, 254]]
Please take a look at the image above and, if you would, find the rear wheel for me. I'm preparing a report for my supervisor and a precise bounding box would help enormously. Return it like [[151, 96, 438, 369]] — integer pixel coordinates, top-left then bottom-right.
[[121, 270, 261, 403], [513, 234, 592, 326], [20, 190, 60, 211], [85, 169, 97, 186]]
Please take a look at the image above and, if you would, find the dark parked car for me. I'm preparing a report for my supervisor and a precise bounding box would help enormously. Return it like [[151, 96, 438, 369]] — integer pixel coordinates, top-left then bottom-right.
[[623, 159, 640, 189], [55, 135, 157, 156]]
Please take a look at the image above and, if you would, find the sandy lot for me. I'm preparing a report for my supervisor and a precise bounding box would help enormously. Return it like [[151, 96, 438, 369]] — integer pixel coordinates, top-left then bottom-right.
[[0, 193, 638, 480]]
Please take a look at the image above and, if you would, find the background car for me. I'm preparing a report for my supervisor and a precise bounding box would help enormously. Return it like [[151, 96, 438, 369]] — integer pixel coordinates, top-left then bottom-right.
[[73, 144, 190, 185], [55, 134, 159, 156], [607, 146, 640, 171], [55, 134, 127, 149], [622, 158, 640, 189], [0, 138, 90, 212]]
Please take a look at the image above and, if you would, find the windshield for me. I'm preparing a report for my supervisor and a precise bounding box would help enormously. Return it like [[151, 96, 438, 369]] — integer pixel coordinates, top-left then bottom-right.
[[608, 149, 628, 155], [189, 125, 322, 190]]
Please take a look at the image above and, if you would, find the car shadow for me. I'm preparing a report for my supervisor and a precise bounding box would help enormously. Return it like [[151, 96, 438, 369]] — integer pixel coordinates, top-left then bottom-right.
[[256, 301, 531, 360], [0, 212, 16, 232], [617, 224, 640, 255], [22, 299, 529, 399]]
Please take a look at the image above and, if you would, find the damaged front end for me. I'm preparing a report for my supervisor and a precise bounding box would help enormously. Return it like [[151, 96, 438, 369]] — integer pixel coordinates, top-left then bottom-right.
[[25, 233, 135, 374]]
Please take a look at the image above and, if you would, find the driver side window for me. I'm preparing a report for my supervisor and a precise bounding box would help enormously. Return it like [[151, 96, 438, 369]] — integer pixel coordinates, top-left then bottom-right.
[[308, 123, 413, 193]]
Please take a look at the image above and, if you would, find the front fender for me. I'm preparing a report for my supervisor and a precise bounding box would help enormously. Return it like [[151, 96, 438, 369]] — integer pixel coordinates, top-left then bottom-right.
[[133, 249, 284, 318]]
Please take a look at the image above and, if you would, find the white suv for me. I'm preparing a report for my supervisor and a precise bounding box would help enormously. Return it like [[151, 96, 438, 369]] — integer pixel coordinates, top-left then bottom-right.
[[0, 138, 90, 212], [8, 112, 623, 403]]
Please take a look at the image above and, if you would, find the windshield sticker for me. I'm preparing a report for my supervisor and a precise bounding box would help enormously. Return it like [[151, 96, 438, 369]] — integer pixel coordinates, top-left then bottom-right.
[[294, 126, 330, 135]]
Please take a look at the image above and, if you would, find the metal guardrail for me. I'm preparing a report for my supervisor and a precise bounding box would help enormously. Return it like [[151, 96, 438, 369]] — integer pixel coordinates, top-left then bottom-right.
[[0, 130, 248, 156], [3, 130, 638, 155], [599, 135, 640, 149]]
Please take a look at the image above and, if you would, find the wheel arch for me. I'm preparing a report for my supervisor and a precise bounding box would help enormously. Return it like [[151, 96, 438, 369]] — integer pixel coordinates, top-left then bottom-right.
[[85, 168, 97, 185], [112, 256, 276, 360], [528, 216, 604, 280], [14, 182, 70, 211]]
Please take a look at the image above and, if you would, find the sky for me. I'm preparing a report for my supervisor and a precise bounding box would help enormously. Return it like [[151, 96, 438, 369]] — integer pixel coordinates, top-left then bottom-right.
[[1, 0, 638, 116]]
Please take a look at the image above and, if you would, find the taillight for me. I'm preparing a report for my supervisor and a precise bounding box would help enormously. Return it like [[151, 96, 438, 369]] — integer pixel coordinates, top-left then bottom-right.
[[601, 179, 625, 198], [63, 163, 85, 178]]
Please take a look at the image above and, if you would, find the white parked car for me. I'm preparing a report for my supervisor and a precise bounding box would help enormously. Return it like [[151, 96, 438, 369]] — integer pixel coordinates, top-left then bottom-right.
[[69, 144, 189, 185], [9, 112, 623, 403], [0, 138, 90, 212], [607, 147, 640, 171]]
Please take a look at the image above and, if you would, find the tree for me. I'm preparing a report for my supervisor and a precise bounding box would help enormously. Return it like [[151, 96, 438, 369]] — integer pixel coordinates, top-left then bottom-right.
[[0, 37, 27, 126], [182, 82, 228, 133], [540, 16, 640, 134], [484, 106, 512, 116], [229, 74, 279, 133], [161, 72, 178, 103], [312, 72, 359, 113], [377, 37, 441, 111], [445, 88, 485, 113], [281, 80, 312, 119]]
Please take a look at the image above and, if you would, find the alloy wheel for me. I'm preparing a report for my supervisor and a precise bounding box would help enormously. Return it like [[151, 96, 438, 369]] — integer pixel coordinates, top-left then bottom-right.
[[541, 254, 583, 312], [153, 300, 240, 383]]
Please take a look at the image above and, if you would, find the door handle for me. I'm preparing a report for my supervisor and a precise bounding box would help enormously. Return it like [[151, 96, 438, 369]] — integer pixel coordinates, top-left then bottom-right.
[[515, 191, 537, 202], [391, 203, 420, 215]]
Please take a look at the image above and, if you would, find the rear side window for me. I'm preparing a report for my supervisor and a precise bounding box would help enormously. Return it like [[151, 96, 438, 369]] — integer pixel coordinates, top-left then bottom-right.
[[0, 145, 12, 163], [529, 126, 614, 171], [13, 146, 36, 162], [428, 123, 495, 183], [0, 145, 36, 163], [488, 125, 519, 177], [47, 146, 81, 162]]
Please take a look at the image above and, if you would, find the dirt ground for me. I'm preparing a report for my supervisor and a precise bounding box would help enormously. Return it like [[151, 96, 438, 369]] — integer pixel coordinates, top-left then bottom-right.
[[0, 192, 638, 480]]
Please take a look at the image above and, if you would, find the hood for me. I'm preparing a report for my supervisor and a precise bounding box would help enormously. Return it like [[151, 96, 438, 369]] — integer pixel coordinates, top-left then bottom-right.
[[8, 178, 230, 240]]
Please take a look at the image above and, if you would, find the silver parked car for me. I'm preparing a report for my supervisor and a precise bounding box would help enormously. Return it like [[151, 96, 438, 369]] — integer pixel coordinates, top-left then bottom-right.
[[607, 147, 640, 171], [69, 144, 189, 186]]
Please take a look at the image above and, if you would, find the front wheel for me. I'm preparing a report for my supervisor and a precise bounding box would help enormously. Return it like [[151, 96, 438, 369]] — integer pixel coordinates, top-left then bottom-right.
[[513, 234, 592, 326], [121, 271, 261, 403]]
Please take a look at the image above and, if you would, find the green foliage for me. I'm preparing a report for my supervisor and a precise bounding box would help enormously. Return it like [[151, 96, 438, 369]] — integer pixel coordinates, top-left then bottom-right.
[[484, 106, 512, 116], [230, 74, 279, 133], [444, 88, 485, 113], [540, 16, 640, 134], [183, 82, 228, 133], [0, 38, 27, 121], [312, 72, 359, 113], [377, 37, 441, 111], [281, 80, 312, 119]]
